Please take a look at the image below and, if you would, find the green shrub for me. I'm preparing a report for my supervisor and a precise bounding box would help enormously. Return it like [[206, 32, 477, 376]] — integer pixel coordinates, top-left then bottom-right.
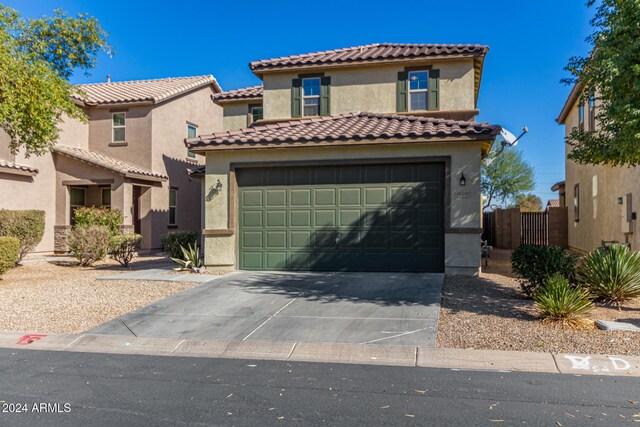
[[0, 236, 20, 277], [73, 207, 123, 237], [109, 233, 142, 267], [534, 274, 593, 327], [171, 243, 204, 273], [67, 225, 111, 267], [161, 231, 198, 258], [577, 244, 640, 304], [0, 210, 45, 260], [511, 245, 577, 297]]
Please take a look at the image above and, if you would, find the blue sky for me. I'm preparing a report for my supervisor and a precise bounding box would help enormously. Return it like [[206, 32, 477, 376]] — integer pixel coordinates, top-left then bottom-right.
[[5, 0, 595, 204]]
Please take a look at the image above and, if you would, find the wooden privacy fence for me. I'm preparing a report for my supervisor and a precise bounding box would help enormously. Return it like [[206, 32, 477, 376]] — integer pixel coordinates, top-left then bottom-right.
[[482, 207, 568, 249]]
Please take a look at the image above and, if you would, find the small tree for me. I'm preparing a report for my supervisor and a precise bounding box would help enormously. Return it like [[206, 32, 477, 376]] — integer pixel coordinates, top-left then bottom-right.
[[513, 193, 543, 212], [0, 6, 111, 157], [563, 0, 640, 166], [481, 147, 535, 211]]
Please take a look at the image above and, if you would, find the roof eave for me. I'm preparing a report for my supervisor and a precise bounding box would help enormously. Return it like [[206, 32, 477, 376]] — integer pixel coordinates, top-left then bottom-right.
[[250, 54, 486, 77], [557, 83, 583, 124], [125, 172, 167, 182], [214, 96, 263, 105], [0, 167, 38, 177]]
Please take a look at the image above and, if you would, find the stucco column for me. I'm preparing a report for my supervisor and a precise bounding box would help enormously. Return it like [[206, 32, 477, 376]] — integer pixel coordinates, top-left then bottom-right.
[[111, 177, 133, 226]]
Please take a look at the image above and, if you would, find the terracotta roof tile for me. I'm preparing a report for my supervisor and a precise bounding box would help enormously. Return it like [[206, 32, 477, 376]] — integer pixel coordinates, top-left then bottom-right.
[[547, 199, 560, 207], [214, 85, 263, 102], [72, 75, 221, 106], [186, 112, 500, 150], [0, 159, 38, 175], [250, 43, 489, 72], [52, 145, 167, 180]]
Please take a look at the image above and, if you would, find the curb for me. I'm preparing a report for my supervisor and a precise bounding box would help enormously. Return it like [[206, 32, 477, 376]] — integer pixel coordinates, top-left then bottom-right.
[[1, 331, 639, 377]]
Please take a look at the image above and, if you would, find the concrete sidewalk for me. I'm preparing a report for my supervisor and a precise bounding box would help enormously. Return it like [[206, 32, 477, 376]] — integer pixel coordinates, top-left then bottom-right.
[[1, 331, 638, 378], [97, 267, 226, 283]]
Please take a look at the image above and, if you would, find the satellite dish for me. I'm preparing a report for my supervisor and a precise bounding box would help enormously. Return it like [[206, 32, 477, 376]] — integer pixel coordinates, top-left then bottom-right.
[[500, 128, 519, 146]]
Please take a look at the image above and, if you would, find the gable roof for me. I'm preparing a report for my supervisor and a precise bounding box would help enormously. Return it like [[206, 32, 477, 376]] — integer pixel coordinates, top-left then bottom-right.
[[0, 159, 38, 176], [214, 85, 263, 103], [249, 43, 489, 74], [556, 83, 583, 124], [72, 75, 222, 106], [185, 112, 500, 152], [52, 145, 167, 181]]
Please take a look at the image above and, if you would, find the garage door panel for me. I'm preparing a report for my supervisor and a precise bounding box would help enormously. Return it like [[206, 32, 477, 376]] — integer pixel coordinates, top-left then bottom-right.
[[266, 211, 287, 227], [290, 210, 311, 227], [238, 162, 444, 272]]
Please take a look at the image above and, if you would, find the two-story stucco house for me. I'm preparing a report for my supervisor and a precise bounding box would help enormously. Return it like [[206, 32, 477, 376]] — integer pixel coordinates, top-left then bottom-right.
[[556, 86, 640, 252], [0, 75, 223, 253], [187, 43, 501, 276]]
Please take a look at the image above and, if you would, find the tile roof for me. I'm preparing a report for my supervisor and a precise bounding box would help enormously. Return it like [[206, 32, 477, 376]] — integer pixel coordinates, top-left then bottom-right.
[[72, 75, 221, 106], [0, 159, 39, 175], [52, 145, 168, 180], [186, 112, 500, 151], [546, 199, 560, 207], [250, 43, 489, 73], [214, 85, 263, 103], [551, 180, 566, 191]]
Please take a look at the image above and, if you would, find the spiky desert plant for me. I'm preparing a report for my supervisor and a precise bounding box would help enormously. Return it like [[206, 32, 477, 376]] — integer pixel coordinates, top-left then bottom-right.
[[577, 244, 640, 305], [534, 274, 594, 328], [171, 243, 204, 273]]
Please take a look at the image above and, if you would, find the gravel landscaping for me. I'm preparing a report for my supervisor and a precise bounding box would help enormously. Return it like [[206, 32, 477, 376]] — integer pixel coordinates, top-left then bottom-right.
[[437, 249, 640, 356], [0, 257, 199, 334]]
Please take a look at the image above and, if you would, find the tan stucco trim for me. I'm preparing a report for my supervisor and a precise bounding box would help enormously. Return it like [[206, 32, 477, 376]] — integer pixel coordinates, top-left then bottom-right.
[[215, 97, 263, 105], [191, 136, 495, 153], [61, 179, 114, 186], [203, 229, 235, 236]]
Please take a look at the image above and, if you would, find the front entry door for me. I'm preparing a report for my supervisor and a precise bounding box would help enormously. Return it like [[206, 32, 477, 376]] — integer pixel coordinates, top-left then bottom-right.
[[132, 186, 142, 234]]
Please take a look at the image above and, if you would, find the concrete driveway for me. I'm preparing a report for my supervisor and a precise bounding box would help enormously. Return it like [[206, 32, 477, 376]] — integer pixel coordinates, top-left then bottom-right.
[[89, 271, 443, 346]]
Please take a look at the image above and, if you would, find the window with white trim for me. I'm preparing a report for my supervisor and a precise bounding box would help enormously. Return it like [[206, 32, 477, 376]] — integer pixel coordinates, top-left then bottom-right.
[[112, 112, 126, 142], [302, 78, 320, 117], [578, 103, 585, 132], [589, 94, 596, 131], [251, 106, 263, 123], [169, 188, 177, 226], [409, 70, 429, 111], [187, 124, 197, 159]]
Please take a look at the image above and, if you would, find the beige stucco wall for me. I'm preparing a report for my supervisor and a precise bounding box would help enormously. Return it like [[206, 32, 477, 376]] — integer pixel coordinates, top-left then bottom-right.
[[202, 140, 484, 275], [0, 115, 90, 253], [563, 98, 640, 252], [222, 102, 251, 131], [262, 60, 476, 120]]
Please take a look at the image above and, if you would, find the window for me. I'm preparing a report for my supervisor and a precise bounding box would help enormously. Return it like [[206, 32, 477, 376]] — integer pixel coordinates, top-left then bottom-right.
[[70, 187, 86, 225], [112, 113, 126, 143], [250, 106, 263, 123], [589, 94, 596, 131], [302, 78, 320, 116], [409, 70, 429, 111], [169, 188, 177, 226], [187, 124, 197, 159], [578, 103, 585, 132], [574, 184, 580, 222], [101, 187, 111, 208]]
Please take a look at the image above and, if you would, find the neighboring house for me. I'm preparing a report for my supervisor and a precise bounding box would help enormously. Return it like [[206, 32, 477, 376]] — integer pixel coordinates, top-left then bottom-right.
[[188, 43, 501, 276], [556, 86, 638, 252], [545, 199, 560, 211], [0, 75, 223, 253]]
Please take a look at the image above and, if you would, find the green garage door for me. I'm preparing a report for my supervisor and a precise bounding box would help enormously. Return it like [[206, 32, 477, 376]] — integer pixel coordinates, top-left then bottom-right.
[[237, 163, 445, 272]]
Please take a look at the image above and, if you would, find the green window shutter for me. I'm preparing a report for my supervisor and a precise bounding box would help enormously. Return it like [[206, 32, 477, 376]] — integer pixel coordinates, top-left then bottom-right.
[[396, 71, 408, 112], [320, 76, 331, 116], [291, 78, 302, 118], [428, 69, 440, 110]]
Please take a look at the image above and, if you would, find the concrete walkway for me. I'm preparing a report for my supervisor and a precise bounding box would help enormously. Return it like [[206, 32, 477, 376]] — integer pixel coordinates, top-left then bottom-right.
[[98, 267, 219, 283], [1, 331, 638, 378]]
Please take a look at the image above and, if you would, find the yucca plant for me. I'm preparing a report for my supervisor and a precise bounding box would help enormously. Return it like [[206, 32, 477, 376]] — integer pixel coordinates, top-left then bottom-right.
[[171, 242, 205, 273], [534, 274, 594, 328], [577, 244, 640, 305]]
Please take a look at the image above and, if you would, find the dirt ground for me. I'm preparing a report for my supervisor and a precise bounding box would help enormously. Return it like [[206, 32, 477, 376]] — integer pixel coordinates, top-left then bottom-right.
[[437, 249, 640, 355], [0, 256, 197, 334]]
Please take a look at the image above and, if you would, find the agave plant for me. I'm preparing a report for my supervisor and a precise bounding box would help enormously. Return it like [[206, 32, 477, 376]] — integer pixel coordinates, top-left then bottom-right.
[[577, 244, 640, 305], [534, 274, 594, 327], [171, 242, 205, 273]]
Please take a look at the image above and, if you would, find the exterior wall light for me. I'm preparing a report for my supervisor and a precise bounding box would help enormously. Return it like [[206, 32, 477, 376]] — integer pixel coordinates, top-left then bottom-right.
[[460, 173, 466, 187]]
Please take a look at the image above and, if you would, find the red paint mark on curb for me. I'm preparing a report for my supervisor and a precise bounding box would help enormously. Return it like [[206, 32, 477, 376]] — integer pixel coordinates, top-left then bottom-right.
[[16, 334, 47, 345]]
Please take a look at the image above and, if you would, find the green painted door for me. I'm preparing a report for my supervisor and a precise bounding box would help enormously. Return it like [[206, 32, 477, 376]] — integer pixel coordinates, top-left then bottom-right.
[[237, 163, 444, 272]]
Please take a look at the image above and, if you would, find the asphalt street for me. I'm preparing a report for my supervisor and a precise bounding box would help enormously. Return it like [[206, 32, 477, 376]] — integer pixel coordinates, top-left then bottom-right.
[[0, 348, 637, 426]]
